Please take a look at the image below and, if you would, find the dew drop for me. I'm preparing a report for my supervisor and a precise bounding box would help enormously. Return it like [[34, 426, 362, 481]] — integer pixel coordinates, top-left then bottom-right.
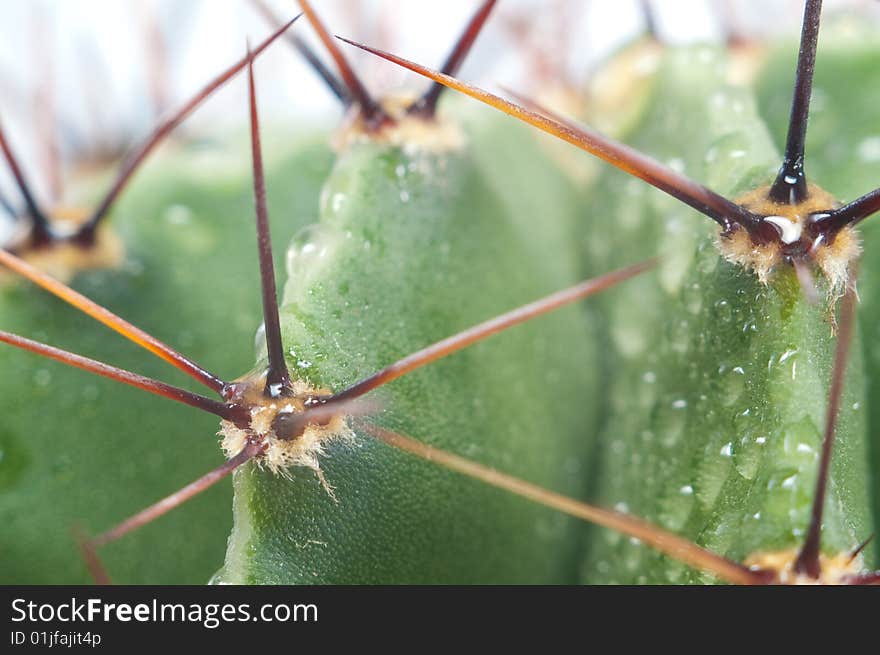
[[713, 299, 733, 323], [733, 432, 760, 480]]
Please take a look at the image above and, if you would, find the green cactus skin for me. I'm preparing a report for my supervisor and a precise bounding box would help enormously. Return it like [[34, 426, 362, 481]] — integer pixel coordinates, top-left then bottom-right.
[[578, 46, 872, 583], [754, 21, 880, 561], [0, 133, 333, 584], [216, 111, 601, 584]]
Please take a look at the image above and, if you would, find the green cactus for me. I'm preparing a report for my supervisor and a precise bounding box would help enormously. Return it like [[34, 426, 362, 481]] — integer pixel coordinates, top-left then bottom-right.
[[3, 1, 880, 586], [215, 1, 606, 584]]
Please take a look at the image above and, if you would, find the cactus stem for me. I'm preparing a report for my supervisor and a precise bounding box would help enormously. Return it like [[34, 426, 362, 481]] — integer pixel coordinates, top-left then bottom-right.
[[246, 46, 291, 399], [0, 329, 236, 420], [72, 13, 302, 246], [298, 0, 389, 130], [638, 0, 660, 41], [323, 258, 656, 408], [338, 37, 776, 243], [0, 117, 52, 246], [72, 526, 112, 585], [813, 187, 880, 234], [0, 188, 16, 218], [90, 441, 266, 548], [769, 0, 822, 205], [363, 423, 771, 585], [249, 0, 350, 104], [0, 248, 227, 393], [795, 283, 856, 578], [408, 0, 498, 119]]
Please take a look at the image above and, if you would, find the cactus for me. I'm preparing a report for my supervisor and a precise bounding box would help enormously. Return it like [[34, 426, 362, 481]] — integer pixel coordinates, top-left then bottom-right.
[[0, 17, 335, 584], [3, 1, 880, 585], [347, 0, 878, 583]]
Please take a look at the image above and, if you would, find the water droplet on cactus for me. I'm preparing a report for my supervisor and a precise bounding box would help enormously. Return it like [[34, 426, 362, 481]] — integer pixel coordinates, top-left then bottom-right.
[[718, 364, 745, 406], [733, 432, 761, 480], [286, 225, 339, 280], [712, 298, 733, 324], [682, 282, 703, 315], [695, 436, 731, 510]]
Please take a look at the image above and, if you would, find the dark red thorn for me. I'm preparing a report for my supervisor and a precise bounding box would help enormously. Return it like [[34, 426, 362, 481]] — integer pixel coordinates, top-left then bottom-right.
[[337, 36, 774, 241], [72, 526, 112, 585], [813, 187, 880, 234], [246, 45, 290, 398], [0, 118, 52, 245], [91, 441, 265, 548], [847, 534, 874, 565], [0, 329, 241, 422], [298, 0, 389, 129], [847, 572, 880, 585], [794, 284, 856, 578], [408, 0, 498, 118], [769, 0, 822, 205], [326, 259, 656, 407], [249, 0, 350, 104], [73, 14, 302, 245]]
